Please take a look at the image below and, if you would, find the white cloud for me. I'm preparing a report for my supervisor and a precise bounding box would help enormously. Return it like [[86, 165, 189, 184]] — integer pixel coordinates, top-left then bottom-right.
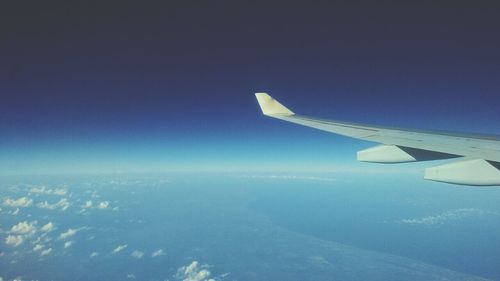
[[127, 274, 136, 279], [131, 250, 144, 259], [37, 198, 70, 211], [41, 222, 55, 232], [5, 235, 24, 247], [58, 199, 70, 211], [10, 208, 20, 215], [398, 208, 497, 226], [83, 200, 93, 208], [59, 228, 77, 240], [98, 201, 109, 209], [112, 244, 128, 254], [175, 261, 215, 281], [37, 201, 54, 209], [3, 197, 33, 208], [151, 249, 165, 257], [52, 188, 67, 196], [33, 244, 45, 252], [29, 186, 47, 194], [89, 252, 99, 258], [64, 241, 73, 249], [40, 248, 52, 256], [10, 221, 37, 235], [30, 186, 67, 196]]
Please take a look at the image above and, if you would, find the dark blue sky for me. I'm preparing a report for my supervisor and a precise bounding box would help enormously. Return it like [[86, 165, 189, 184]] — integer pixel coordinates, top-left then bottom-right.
[[1, 1, 500, 174]]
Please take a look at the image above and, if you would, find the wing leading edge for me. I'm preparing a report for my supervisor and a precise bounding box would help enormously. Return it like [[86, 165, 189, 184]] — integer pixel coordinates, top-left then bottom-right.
[[255, 93, 500, 186]]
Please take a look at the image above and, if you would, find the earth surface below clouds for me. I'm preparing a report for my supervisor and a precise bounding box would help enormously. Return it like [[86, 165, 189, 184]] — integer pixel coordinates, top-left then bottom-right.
[[1, 173, 499, 281]]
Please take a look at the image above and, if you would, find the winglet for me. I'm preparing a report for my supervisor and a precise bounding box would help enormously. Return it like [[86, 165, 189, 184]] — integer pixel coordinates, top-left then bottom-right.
[[255, 93, 294, 116]]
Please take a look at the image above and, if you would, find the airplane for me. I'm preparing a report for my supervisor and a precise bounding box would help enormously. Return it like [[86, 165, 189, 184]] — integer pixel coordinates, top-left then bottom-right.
[[255, 93, 500, 186]]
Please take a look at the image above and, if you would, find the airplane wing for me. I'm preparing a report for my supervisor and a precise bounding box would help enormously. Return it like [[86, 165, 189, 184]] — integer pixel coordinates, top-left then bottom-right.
[[255, 93, 500, 186]]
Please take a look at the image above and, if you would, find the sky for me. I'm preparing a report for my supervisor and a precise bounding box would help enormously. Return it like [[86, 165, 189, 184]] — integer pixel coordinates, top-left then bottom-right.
[[1, 1, 500, 175]]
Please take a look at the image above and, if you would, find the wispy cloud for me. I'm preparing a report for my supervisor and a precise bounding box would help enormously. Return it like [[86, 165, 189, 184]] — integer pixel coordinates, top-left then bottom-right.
[[59, 228, 77, 240], [3, 197, 33, 208], [40, 247, 52, 256], [37, 198, 70, 211], [52, 188, 67, 196], [89, 252, 99, 258], [151, 249, 165, 257], [112, 244, 128, 254], [33, 244, 45, 252], [64, 241, 73, 249], [41, 222, 55, 232], [398, 208, 498, 226], [30, 186, 67, 196], [29, 186, 47, 194], [131, 250, 144, 259]]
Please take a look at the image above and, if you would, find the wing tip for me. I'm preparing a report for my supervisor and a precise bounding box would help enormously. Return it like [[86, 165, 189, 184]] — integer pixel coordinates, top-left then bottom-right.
[[255, 92, 294, 116]]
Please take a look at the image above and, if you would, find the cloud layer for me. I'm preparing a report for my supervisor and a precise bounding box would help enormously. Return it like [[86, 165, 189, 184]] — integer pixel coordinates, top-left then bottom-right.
[[398, 208, 498, 226]]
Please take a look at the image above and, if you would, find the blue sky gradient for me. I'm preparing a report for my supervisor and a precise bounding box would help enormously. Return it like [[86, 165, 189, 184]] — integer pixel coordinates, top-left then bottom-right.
[[1, 1, 500, 175]]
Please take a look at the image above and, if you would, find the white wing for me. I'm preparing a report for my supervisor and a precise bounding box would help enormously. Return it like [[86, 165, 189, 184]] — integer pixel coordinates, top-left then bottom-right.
[[255, 93, 500, 186]]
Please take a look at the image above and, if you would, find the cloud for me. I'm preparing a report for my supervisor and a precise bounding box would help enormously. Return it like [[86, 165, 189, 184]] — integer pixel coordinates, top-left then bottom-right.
[[5, 235, 24, 247], [40, 248, 52, 256], [41, 222, 55, 232], [127, 274, 136, 279], [398, 208, 498, 226], [33, 244, 45, 252], [30, 186, 67, 196], [37, 198, 70, 211], [59, 228, 77, 240], [30, 186, 46, 194], [89, 252, 99, 258], [151, 249, 165, 257], [64, 241, 73, 249], [83, 200, 93, 209], [98, 201, 109, 209], [131, 250, 144, 259], [175, 261, 215, 281], [3, 197, 33, 208], [52, 188, 67, 196], [10, 221, 37, 235], [112, 244, 128, 254]]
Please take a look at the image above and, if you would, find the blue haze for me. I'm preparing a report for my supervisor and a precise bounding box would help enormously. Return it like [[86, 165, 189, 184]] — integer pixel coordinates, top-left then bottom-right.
[[1, 174, 500, 280]]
